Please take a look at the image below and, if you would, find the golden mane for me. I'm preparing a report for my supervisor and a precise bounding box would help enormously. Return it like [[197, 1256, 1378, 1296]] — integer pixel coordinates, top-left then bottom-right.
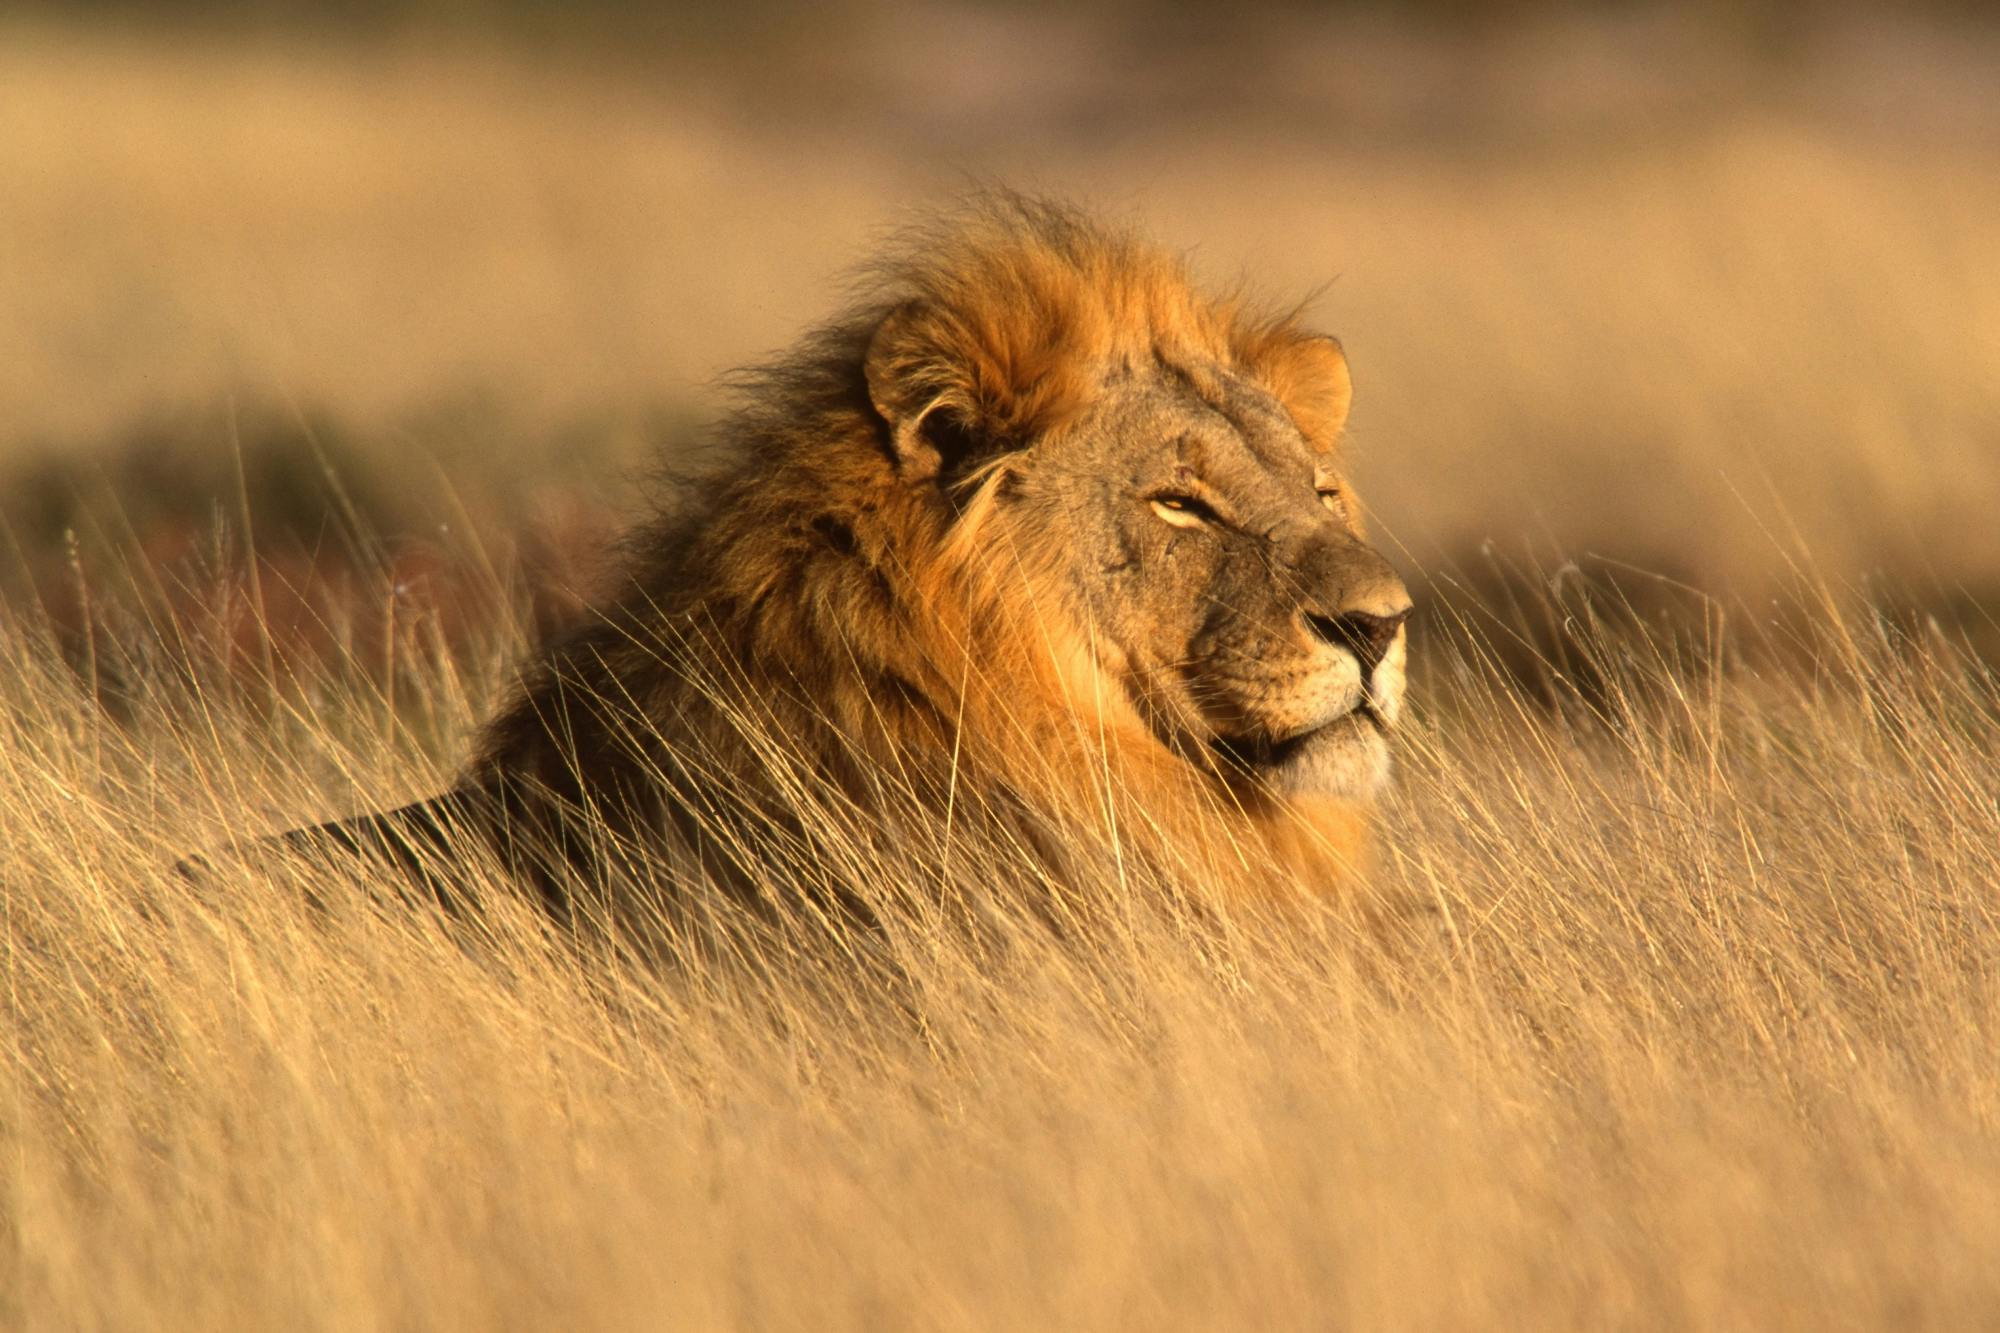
[[316, 194, 1385, 920]]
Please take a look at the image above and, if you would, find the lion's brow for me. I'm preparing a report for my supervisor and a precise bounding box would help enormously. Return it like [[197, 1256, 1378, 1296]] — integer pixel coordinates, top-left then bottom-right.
[[1219, 386, 1316, 472], [1182, 419, 1306, 513]]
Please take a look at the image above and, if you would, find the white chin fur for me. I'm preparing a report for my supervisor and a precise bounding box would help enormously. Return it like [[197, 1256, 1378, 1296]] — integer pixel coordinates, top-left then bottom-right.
[[1260, 716, 1392, 800]]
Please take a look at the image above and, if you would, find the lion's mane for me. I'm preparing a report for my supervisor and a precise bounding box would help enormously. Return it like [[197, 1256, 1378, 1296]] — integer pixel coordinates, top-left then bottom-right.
[[463, 195, 1373, 912]]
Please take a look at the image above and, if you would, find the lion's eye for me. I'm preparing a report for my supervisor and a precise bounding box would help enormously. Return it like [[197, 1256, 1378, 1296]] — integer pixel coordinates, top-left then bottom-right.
[[1317, 486, 1344, 515], [1150, 493, 1216, 528]]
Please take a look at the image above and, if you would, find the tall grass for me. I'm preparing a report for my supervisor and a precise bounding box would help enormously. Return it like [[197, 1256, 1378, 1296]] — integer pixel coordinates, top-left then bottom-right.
[[5, 549, 1998, 1329]]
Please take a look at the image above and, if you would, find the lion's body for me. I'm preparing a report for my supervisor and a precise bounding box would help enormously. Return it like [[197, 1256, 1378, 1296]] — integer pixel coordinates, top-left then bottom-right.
[[295, 197, 1410, 925]]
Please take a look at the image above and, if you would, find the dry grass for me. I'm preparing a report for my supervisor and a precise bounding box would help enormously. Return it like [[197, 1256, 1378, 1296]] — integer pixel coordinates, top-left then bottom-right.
[[6, 549, 2000, 1330], [8, 11, 2000, 1328]]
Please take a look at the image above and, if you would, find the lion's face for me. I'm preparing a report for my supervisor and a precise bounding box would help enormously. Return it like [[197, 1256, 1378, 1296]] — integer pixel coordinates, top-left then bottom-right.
[[1007, 347, 1411, 801], [859, 221, 1410, 806]]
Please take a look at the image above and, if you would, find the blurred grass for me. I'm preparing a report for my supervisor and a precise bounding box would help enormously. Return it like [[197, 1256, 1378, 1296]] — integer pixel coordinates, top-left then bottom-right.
[[4, 5, 1999, 606]]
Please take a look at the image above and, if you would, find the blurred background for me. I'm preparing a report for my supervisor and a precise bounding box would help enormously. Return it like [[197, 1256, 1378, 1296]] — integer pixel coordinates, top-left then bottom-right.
[[4, 0, 1998, 679]]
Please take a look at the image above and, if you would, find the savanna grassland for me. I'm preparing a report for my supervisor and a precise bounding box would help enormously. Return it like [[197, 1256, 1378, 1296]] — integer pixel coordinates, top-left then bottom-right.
[[5, 7, 2000, 1328]]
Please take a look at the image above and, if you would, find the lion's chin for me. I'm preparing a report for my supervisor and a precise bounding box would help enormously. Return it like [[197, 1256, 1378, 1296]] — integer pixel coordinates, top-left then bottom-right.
[[1227, 713, 1392, 802]]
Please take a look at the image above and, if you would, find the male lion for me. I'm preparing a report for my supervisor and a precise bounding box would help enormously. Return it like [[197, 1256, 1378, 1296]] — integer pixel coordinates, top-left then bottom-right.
[[285, 196, 1412, 927]]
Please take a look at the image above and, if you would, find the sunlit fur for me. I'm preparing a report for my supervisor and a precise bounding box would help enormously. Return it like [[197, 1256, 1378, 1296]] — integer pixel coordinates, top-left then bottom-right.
[[419, 195, 1410, 918]]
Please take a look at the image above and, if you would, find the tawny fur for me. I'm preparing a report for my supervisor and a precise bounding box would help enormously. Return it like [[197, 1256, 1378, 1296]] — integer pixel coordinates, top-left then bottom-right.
[[289, 195, 1406, 923]]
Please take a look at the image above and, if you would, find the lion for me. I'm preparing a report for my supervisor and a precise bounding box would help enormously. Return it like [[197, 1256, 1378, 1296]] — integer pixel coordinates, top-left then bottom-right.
[[281, 195, 1413, 931]]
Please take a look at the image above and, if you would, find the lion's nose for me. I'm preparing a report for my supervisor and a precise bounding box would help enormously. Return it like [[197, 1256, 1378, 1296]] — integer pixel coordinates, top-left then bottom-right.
[[1304, 607, 1410, 674]]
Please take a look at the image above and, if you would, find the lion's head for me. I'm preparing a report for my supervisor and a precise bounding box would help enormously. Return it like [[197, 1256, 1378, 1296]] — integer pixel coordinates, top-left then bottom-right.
[[857, 200, 1411, 810]]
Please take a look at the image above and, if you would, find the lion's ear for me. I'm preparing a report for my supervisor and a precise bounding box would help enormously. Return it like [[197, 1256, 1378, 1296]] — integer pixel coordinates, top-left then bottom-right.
[[865, 299, 1082, 482], [864, 303, 987, 483], [1260, 334, 1354, 452]]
